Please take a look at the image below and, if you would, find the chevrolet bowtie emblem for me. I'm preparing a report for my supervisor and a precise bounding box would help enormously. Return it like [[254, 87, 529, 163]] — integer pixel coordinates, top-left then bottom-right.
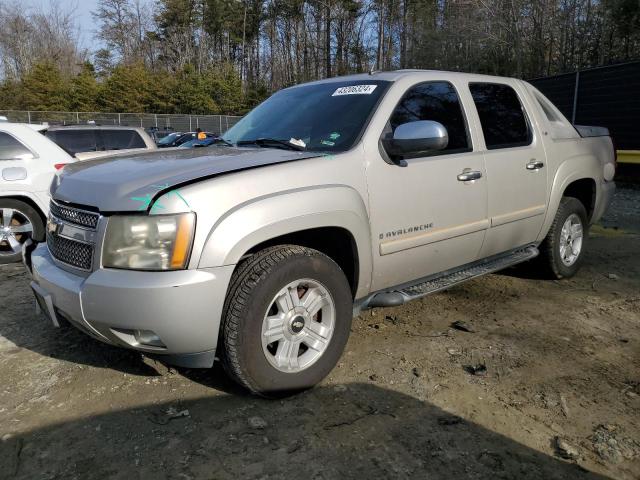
[[47, 217, 62, 235]]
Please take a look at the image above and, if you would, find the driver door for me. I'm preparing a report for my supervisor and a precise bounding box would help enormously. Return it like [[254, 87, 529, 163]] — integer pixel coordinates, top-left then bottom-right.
[[365, 81, 489, 291]]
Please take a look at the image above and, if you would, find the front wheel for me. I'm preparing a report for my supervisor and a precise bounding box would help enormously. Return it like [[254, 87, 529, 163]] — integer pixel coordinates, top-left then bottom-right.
[[538, 197, 588, 279], [220, 245, 353, 396]]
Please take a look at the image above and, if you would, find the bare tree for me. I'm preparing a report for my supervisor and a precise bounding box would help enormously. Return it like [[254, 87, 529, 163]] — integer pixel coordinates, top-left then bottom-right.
[[2, 0, 638, 113], [93, 0, 153, 66], [0, 0, 85, 79]]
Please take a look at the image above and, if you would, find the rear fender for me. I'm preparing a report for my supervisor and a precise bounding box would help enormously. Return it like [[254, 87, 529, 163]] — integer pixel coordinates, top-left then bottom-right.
[[537, 155, 598, 241]]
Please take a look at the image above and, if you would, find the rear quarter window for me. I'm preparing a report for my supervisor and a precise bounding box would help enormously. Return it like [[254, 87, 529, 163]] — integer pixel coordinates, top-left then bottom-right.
[[46, 130, 97, 154], [527, 86, 578, 140], [101, 130, 146, 150], [0, 131, 34, 159]]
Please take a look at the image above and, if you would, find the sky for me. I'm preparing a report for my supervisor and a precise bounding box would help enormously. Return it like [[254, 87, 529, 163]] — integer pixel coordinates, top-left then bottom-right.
[[73, 0, 100, 47], [75, 0, 98, 43], [19, 0, 101, 48]]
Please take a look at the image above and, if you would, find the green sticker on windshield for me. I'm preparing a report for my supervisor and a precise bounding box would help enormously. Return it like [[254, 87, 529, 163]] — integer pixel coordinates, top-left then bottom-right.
[[321, 140, 335, 146], [329, 132, 341, 140]]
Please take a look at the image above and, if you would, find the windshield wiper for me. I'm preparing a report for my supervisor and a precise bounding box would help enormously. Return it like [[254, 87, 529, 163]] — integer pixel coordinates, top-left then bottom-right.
[[213, 137, 234, 147], [236, 138, 305, 151]]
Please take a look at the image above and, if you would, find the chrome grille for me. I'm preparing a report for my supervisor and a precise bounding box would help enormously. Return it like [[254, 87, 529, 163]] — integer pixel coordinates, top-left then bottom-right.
[[49, 201, 99, 229], [47, 233, 94, 270], [47, 202, 99, 271]]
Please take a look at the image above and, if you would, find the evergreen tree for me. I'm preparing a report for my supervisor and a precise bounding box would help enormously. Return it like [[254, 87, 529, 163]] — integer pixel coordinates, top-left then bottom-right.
[[0, 79, 22, 110], [147, 70, 178, 114], [98, 62, 151, 112], [243, 81, 270, 113], [172, 64, 218, 114], [21, 62, 69, 111], [206, 64, 244, 114], [69, 63, 100, 112], [94, 48, 116, 78]]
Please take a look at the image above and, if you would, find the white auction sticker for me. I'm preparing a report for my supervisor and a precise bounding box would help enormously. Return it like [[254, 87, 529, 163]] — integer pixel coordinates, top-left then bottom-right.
[[332, 85, 378, 96]]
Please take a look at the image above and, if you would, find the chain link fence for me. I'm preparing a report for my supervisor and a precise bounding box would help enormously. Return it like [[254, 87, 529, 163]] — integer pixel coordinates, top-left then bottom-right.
[[0, 110, 242, 136]]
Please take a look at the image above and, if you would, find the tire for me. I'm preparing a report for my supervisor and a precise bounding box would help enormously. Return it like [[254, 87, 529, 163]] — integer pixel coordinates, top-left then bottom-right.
[[0, 199, 45, 265], [220, 245, 353, 396], [538, 197, 588, 279]]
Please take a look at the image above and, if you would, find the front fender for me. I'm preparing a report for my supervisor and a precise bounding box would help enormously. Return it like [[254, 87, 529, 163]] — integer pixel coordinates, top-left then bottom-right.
[[198, 185, 373, 298], [0, 190, 49, 216]]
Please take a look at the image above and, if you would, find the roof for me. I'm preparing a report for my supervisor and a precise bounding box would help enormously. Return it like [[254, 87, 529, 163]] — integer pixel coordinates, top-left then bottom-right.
[[290, 69, 525, 89], [47, 125, 146, 131], [0, 122, 48, 133]]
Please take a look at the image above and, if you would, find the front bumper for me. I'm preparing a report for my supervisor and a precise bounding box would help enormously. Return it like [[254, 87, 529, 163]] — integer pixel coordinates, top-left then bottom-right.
[[26, 243, 235, 368]]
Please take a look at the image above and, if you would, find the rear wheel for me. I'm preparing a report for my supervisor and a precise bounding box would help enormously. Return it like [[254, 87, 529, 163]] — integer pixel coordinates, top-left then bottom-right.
[[0, 200, 44, 264], [220, 245, 353, 396], [538, 197, 588, 279]]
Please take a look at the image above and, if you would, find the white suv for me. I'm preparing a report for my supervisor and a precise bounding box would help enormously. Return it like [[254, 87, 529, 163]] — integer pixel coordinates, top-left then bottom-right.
[[0, 123, 75, 263], [45, 126, 157, 160]]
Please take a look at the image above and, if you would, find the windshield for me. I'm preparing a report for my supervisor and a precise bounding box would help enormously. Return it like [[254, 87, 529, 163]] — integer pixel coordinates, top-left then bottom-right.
[[175, 133, 196, 145], [223, 80, 391, 152], [158, 132, 181, 145]]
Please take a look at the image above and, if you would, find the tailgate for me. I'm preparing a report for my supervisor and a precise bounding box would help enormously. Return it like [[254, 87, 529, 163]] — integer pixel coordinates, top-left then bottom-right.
[[575, 125, 610, 138]]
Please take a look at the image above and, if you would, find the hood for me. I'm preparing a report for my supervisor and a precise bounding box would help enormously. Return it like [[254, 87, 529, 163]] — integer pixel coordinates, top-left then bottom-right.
[[51, 146, 322, 212]]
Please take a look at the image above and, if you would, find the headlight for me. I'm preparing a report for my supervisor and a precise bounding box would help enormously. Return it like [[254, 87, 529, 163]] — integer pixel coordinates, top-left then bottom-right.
[[102, 213, 195, 270]]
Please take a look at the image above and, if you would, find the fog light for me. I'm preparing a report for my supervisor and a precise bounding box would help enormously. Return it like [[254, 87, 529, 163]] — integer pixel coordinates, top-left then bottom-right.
[[134, 329, 166, 348]]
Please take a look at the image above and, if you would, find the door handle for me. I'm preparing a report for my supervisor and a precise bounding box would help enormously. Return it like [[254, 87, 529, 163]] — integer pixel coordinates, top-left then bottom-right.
[[526, 159, 544, 170], [457, 170, 482, 182]]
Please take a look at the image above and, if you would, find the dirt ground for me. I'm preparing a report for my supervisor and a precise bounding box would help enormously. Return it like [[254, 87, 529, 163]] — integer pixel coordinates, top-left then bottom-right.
[[1, 186, 639, 480]]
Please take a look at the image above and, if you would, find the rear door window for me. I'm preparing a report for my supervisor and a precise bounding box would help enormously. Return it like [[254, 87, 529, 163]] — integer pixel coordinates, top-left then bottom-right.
[[175, 133, 196, 146], [158, 132, 181, 145], [469, 83, 532, 149], [0, 132, 34, 159], [46, 130, 98, 154], [389, 81, 471, 153], [100, 130, 146, 150]]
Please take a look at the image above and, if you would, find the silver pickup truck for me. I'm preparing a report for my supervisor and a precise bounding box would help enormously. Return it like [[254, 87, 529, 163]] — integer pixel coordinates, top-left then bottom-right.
[[24, 70, 615, 396]]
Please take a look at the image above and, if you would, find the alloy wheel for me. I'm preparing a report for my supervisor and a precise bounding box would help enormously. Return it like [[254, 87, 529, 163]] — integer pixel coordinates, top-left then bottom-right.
[[559, 213, 583, 267], [0, 208, 34, 257], [261, 278, 336, 373]]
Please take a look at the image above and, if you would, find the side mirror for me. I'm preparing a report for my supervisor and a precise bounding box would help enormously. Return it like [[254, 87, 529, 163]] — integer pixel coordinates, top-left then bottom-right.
[[383, 120, 448, 156]]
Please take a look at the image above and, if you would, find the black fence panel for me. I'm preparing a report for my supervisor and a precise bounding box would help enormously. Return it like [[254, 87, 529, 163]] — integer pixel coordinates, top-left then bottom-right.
[[530, 62, 640, 150], [529, 72, 577, 120]]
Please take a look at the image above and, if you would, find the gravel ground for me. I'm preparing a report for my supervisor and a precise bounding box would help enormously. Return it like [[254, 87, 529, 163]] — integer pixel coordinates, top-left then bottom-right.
[[600, 182, 640, 233], [0, 186, 638, 480]]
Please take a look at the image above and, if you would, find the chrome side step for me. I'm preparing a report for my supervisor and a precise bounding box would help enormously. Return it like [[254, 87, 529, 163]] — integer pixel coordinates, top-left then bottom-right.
[[364, 245, 539, 309]]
